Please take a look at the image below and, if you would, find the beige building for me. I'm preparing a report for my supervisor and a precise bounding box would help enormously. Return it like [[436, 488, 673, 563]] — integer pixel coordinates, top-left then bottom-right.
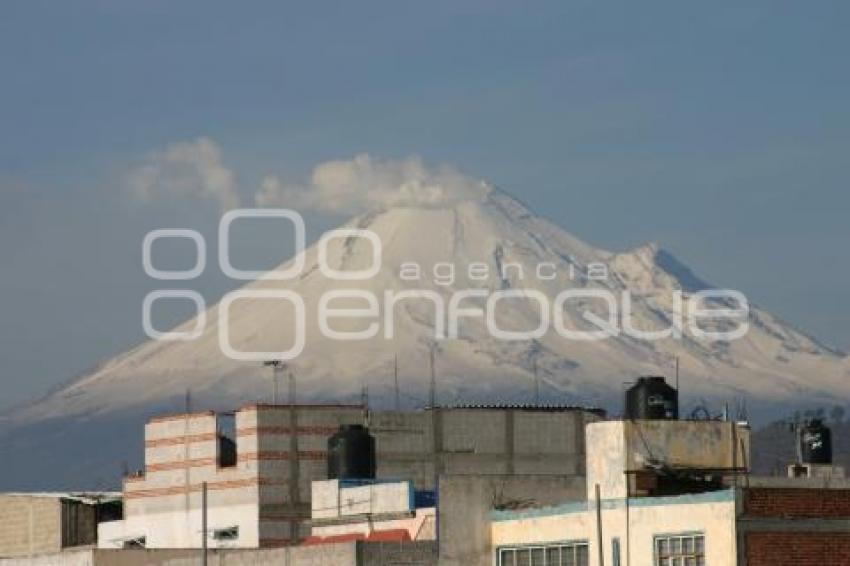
[[0, 493, 120, 559], [489, 419, 850, 566], [492, 488, 735, 566]]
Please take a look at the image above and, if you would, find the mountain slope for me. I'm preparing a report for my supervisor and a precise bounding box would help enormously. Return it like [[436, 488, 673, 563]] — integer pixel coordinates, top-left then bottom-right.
[[1, 187, 848, 488]]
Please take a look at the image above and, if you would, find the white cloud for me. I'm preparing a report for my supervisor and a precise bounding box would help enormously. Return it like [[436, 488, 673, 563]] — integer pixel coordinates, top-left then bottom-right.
[[127, 144, 487, 216], [254, 154, 490, 214], [127, 137, 239, 212]]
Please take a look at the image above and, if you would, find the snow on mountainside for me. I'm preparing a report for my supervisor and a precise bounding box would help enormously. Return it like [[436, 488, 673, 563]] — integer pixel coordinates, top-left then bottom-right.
[[1, 185, 848, 488], [8, 187, 849, 422]]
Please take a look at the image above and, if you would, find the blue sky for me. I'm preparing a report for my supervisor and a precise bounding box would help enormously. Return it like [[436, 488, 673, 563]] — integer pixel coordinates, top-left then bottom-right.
[[1, 1, 848, 410]]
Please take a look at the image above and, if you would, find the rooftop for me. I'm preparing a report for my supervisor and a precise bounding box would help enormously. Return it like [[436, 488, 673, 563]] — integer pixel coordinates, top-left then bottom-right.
[[1, 492, 122, 505]]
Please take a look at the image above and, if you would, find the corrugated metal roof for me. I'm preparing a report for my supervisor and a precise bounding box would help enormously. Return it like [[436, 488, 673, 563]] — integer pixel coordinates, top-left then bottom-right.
[[1, 492, 122, 505], [425, 403, 605, 414]]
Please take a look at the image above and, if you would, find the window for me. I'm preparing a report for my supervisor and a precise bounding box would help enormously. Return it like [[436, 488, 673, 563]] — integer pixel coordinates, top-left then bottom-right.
[[612, 537, 621, 566], [122, 537, 146, 549], [655, 534, 705, 566], [217, 413, 237, 468], [212, 526, 239, 541], [498, 542, 589, 566]]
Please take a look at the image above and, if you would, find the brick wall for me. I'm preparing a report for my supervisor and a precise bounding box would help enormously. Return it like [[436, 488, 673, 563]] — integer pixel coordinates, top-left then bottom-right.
[[745, 533, 850, 565], [743, 488, 850, 518]]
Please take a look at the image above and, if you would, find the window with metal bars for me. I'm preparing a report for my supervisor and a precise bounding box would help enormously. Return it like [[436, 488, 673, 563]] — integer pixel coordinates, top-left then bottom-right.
[[497, 542, 589, 566], [655, 534, 705, 566]]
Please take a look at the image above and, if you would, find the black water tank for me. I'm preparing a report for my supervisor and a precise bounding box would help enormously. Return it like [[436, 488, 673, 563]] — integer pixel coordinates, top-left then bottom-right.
[[624, 376, 678, 420], [801, 419, 832, 465], [327, 424, 376, 480]]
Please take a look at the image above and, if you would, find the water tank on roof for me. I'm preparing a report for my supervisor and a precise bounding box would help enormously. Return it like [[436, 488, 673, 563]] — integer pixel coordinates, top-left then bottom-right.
[[327, 424, 376, 480], [800, 419, 832, 465], [624, 376, 678, 420]]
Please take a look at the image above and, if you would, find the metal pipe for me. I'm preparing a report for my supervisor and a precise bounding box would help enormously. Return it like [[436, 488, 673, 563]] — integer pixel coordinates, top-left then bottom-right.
[[201, 481, 208, 566], [595, 483, 605, 566]]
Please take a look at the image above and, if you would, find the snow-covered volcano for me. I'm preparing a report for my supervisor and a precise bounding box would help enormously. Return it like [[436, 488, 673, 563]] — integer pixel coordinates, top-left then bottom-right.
[[1, 186, 848, 488]]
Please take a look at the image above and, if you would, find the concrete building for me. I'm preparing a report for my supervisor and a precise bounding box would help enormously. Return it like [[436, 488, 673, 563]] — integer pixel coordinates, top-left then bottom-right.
[[97, 402, 601, 550], [489, 419, 850, 566], [371, 405, 604, 488], [99, 404, 365, 549], [0, 493, 120, 559], [439, 474, 586, 566], [787, 461, 845, 480]]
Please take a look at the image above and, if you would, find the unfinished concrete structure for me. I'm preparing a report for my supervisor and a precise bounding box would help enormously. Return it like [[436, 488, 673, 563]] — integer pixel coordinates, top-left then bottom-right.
[[99, 404, 365, 548], [98, 403, 602, 549], [370, 404, 603, 488], [439, 474, 586, 566], [0, 493, 120, 559]]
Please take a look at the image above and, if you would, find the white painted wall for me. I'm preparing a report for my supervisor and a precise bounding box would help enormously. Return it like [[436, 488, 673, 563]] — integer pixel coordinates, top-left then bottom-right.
[[311, 479, 413, 520], [312, 507, 436, 541], [98, 502, 259, 549]]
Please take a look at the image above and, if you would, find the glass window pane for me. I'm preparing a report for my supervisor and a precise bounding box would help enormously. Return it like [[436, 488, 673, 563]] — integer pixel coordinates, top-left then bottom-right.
[[684, 537, 695, 554], [670, 538, 682, 555], [695, 536, 705, 554], [576, 545, 589, 566], [517, 549, 531, 566], [531, 548, 545, 566], [563, 546, 575, 566], [546, 547, 560, 566], [658, 539, 669, 556]]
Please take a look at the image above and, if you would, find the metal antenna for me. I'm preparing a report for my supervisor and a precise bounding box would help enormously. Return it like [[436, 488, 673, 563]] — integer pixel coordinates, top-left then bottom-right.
[[263, 360, 284, 404], [287, 364, 299, 544], [675, 356, 680, 391], [361, 384, 370, 409], [533, 355, 540, 406], [429, 344, 437, 408], [393, 354, 401, 411], [201, 481, 208, 566], [288, 365, 296, 406]]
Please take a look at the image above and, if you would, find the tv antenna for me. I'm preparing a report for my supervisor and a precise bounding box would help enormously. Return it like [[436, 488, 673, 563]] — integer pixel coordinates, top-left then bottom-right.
[[262, 360, 286, 404], [393, 354, 401, 411], [429, 343, 437, 408]]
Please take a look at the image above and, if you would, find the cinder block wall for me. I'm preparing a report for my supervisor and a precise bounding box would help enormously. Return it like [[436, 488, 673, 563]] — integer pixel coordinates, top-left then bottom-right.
[[0, 496, 61, 558], [0, 542, 424, 565], [438, 474, 586, 566], [371, 407, 600, 490]]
